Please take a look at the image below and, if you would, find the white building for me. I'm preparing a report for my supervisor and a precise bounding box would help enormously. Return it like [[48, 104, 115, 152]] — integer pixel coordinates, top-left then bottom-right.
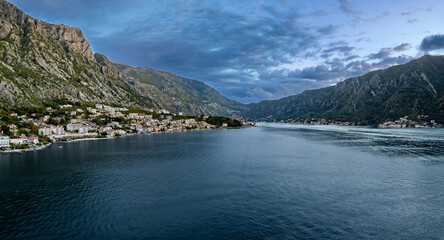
[[38, 126, 64, 136], [38, 128, 52, 136], [10, 136, 26, 145], [78, 127, 90, 134], [0, 136, 10, 147], [67, 123, 83, 132], [104, 105, 115, 113], [27, 136, 39, 145], [51, 126, 65, 135], [128, 113, 139, 119]]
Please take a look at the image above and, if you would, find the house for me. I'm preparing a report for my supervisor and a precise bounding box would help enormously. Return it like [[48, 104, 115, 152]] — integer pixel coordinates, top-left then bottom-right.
[[27, 135, 39, 145], [0, 136, 10, 147], [60, 104, 72, 109], [9, 135, 28, 145], [128, 113, 139, 119], [8, 124, 17, 130], [104, 105, 115, 113]]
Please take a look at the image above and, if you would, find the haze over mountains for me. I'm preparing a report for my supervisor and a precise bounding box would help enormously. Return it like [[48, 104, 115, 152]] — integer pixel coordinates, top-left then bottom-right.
[[0, 0, 443, 124]]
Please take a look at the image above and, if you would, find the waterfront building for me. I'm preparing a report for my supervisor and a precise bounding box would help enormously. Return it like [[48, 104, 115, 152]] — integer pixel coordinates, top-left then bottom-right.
[[0, 136, 10, 147]]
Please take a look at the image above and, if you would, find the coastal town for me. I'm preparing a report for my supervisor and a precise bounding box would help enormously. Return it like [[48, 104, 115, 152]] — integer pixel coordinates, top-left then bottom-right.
[[259, 116, 443, 128], [0, 102, 248, 152]]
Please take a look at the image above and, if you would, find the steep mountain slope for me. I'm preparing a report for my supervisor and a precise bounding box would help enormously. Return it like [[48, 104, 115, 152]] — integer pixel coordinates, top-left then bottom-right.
[[116, 64, 246, 116], [0, 0, 156, 107], [245, 55, 444, 124], [0, 0, 243, 116]]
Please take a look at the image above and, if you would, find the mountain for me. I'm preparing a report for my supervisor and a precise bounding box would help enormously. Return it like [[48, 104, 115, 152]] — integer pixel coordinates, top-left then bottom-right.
[[116, 64, 246, 116], [0, 0, 243, 116], [245, 55, 444, 124]]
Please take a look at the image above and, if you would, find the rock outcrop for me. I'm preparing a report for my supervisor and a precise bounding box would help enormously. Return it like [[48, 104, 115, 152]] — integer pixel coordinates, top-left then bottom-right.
[[244, 55, 444, 124], [0, 0, 244, 116]]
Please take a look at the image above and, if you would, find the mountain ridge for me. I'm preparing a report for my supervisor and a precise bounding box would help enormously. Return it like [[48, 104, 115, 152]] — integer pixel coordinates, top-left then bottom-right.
[[0, 0, 244, 116], [244, 55, 444, 124], [1, 0, 444, 123]]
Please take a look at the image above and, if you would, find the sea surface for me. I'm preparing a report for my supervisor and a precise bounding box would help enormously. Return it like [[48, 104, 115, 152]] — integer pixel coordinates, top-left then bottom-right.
[[1, 123, 444, 239]]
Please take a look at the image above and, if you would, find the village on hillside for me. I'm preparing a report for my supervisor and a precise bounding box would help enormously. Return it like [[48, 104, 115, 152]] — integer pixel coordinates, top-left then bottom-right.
[[0, 103, 248, 152]]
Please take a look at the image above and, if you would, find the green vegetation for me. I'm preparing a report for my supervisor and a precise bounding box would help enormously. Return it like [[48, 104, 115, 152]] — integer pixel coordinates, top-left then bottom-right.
[[245, 55, 444, 125], [205, 116, 242, 128]]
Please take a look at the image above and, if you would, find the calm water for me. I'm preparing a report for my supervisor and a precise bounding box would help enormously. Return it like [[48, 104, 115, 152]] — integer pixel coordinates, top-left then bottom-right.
[[1, 123, 444, 239]]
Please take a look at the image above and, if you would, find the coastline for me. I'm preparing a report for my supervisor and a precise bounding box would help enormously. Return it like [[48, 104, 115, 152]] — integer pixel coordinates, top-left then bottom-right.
[[0, 126, 252, 153], [0, 143, 52, 153]]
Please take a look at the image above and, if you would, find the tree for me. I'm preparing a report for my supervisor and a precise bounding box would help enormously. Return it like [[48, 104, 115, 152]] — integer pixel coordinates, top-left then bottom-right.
[[1, 125, 10, 136]]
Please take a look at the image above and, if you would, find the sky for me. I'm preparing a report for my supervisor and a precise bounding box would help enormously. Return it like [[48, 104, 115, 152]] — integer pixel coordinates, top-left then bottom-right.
[[8, 0, 444, 103]]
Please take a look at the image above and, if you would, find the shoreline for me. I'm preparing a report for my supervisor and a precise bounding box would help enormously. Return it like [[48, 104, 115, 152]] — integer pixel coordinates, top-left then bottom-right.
[[0, 127, 251, 153]]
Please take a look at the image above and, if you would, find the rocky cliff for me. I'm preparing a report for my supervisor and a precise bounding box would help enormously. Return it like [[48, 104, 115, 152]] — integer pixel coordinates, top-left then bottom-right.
[[0, 0, 243, 116], [116, 64, 246, 116], [245, 55, 444, 124]]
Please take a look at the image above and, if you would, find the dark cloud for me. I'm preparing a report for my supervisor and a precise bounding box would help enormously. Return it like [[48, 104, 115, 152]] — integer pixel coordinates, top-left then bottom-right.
[[317, 25, 339, 35], [338, 0, 356, 15], [368, 48, 392, 60], [393, 43, 411, 52], [321, 45, 355, 58], [420, 34, 444, 52], [91, 3, 334, 102], [10, 0, 143, 21], [7, 0, 420, 103], [371, 55, 413, 69], [407, 18, 418, 24]]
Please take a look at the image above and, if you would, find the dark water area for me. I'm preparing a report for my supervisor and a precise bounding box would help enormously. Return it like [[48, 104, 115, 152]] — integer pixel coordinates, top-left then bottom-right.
[[1, 124, 443, 239]]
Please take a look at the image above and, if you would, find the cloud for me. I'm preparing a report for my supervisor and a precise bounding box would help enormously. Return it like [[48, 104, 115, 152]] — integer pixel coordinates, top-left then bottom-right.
[[338, 0, 356, 15], [321, 45, 355, 58], [393, 43, 411, 52], [317, 25, 339, 35], [8, 0, 421, 104], [420, 34, 444, 52], [407, 18, 418, 24], [401, 11, 414, 17], [368, 48, 392, 59]]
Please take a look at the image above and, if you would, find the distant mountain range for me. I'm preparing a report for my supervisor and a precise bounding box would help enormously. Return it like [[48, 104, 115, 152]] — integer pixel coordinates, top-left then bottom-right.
[[244, 55, 444, 124], [0, 0, 244, 116], [0, 0, 443, 124]]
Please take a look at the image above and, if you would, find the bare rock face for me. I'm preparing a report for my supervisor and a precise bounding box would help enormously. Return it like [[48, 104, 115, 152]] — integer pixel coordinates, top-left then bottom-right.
[[245, 55, 444, 124], [0, 0, 243, 116], [0, 0, 94, 61], [95, 53, 120, 79], [0, 0, 146, 107]]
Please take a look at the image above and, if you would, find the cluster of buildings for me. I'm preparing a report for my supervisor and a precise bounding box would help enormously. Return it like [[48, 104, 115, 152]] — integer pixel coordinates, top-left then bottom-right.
[[378, 116, 442, 128], [0, 104, 227, 150], [0, 135, 39, 148], [268, 118, 356, 126]]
